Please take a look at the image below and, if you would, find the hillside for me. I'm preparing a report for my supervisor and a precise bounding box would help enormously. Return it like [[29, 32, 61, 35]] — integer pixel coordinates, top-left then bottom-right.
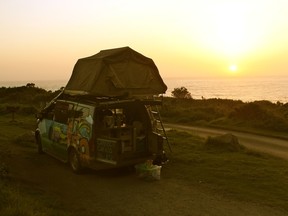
[[161, 97, 288, 139], [1, 85, 287, 138]]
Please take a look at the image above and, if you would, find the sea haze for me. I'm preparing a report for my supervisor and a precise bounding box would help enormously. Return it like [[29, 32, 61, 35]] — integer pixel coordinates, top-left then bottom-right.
[[1, 76, 287, 103], [164, 76, 288, 103]]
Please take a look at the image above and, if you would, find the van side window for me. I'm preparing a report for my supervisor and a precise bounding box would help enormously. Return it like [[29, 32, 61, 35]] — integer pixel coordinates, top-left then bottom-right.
[[74, 106, 89, 119], [75, 105, 93, 124], [44, 102, 55, 120], [76, 106, 90, 118], [54, 102, 70, 124]]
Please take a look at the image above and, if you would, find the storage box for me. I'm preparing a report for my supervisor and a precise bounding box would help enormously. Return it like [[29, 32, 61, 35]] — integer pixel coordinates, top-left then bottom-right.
[[135, 162, 162, 180]]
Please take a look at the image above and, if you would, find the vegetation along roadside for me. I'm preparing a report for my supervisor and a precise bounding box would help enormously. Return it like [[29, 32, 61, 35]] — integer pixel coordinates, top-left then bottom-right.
[[0, 85, 288, 215]]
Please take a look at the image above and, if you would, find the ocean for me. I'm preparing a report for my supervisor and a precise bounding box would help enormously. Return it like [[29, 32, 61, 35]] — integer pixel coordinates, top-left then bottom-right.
[[164, 76, 288, 103], [1, 76, 287, 103]]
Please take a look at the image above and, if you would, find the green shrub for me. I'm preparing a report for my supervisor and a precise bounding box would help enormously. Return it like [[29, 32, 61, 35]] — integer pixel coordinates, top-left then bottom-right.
[[230, 103, 267, 120], [162, 97, 288, 134], [171, 86, 192, 99]]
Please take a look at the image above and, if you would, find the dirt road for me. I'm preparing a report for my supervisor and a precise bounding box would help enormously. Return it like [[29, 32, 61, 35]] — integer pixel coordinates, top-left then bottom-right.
[[1, 123, 287, 216], [166, 123, 288, 161]]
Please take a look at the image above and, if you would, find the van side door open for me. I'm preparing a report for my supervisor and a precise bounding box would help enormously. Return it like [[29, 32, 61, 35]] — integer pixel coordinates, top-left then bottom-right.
[[48, 101, 72, 161]]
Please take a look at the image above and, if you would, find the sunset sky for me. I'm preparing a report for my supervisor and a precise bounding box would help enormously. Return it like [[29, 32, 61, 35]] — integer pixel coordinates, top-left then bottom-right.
[[1, 0, 288, 81]]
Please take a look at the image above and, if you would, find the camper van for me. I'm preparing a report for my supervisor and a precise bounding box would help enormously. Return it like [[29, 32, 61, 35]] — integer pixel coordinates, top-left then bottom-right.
[[35, 47, 169, 172], [35, 94, 167, 172]]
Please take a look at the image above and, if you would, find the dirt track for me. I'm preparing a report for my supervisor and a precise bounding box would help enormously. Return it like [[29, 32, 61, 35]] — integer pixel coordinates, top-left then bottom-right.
[[1, 124, 288, 216]]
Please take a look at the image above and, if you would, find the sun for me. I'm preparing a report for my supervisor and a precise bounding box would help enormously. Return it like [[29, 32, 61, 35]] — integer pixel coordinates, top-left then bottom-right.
[[229, 64, 237, 73]]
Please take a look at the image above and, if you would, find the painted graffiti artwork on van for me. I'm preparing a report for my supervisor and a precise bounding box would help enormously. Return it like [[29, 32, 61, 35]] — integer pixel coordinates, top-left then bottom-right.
[[68, 115, 93, 160], [50, 123, 67, 144], [68, 118, 92, 144]]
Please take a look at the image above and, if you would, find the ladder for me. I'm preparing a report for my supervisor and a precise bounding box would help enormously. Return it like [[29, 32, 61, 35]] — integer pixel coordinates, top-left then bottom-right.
[[149, 105, 172, 153]]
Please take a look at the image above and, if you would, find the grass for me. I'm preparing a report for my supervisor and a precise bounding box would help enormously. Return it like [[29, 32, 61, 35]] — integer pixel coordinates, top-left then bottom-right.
[[0, 86, 288, 214], [0, 181, 46, 216], [0, 116, 36, 216], [1, 114, 288, 214], [165, 129, 288, 211], [0, 180, 72, 216], [0, 114, 72, 216]]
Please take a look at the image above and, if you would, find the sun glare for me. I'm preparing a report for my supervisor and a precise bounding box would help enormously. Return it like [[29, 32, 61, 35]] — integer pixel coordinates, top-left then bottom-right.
[[229, 64, 237, 73], [191, 2, 267, 69]]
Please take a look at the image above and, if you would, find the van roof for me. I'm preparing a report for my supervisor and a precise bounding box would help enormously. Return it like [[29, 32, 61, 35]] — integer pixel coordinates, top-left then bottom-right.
[[57, 92, 163, 107]]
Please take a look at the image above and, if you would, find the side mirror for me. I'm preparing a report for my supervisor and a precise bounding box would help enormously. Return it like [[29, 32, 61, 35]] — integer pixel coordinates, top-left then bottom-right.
[[35, 113, 43, 120]]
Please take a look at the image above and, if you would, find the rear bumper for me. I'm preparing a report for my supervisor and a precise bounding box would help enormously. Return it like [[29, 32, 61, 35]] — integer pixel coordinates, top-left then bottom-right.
[[80, 154, 153, 171]]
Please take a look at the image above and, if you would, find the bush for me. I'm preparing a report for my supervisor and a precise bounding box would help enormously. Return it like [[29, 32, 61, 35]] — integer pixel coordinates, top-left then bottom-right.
[[228, 102, 288, 132], [230, 103, 266, 121], [171, 87, 192, 99], [161, 97, 288, 134]]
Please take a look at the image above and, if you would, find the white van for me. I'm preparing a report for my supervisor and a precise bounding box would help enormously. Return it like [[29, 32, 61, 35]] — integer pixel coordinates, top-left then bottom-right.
[[35, 94, 168, 173]]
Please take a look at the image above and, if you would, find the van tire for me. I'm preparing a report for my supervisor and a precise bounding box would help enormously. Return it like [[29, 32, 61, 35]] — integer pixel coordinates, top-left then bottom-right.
[[69, 148, 82, 174], [35, 131, 43, 154]]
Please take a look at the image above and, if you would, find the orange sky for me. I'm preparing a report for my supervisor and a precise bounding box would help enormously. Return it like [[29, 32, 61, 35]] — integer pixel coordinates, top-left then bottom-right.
[[1, 0, 288, 81]]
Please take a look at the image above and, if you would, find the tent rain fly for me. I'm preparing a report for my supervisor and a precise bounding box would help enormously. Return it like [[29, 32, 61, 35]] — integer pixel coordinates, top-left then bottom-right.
[[64, 47, 167, 98]]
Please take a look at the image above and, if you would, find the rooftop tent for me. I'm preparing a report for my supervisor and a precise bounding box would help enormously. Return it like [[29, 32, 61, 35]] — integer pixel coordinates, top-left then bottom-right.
[[64, 47, 167, 97]]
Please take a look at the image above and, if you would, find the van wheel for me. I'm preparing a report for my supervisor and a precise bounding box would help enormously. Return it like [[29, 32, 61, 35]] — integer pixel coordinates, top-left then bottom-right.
[[35, 132, 43, 154], [69, 149, 82, 173]]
